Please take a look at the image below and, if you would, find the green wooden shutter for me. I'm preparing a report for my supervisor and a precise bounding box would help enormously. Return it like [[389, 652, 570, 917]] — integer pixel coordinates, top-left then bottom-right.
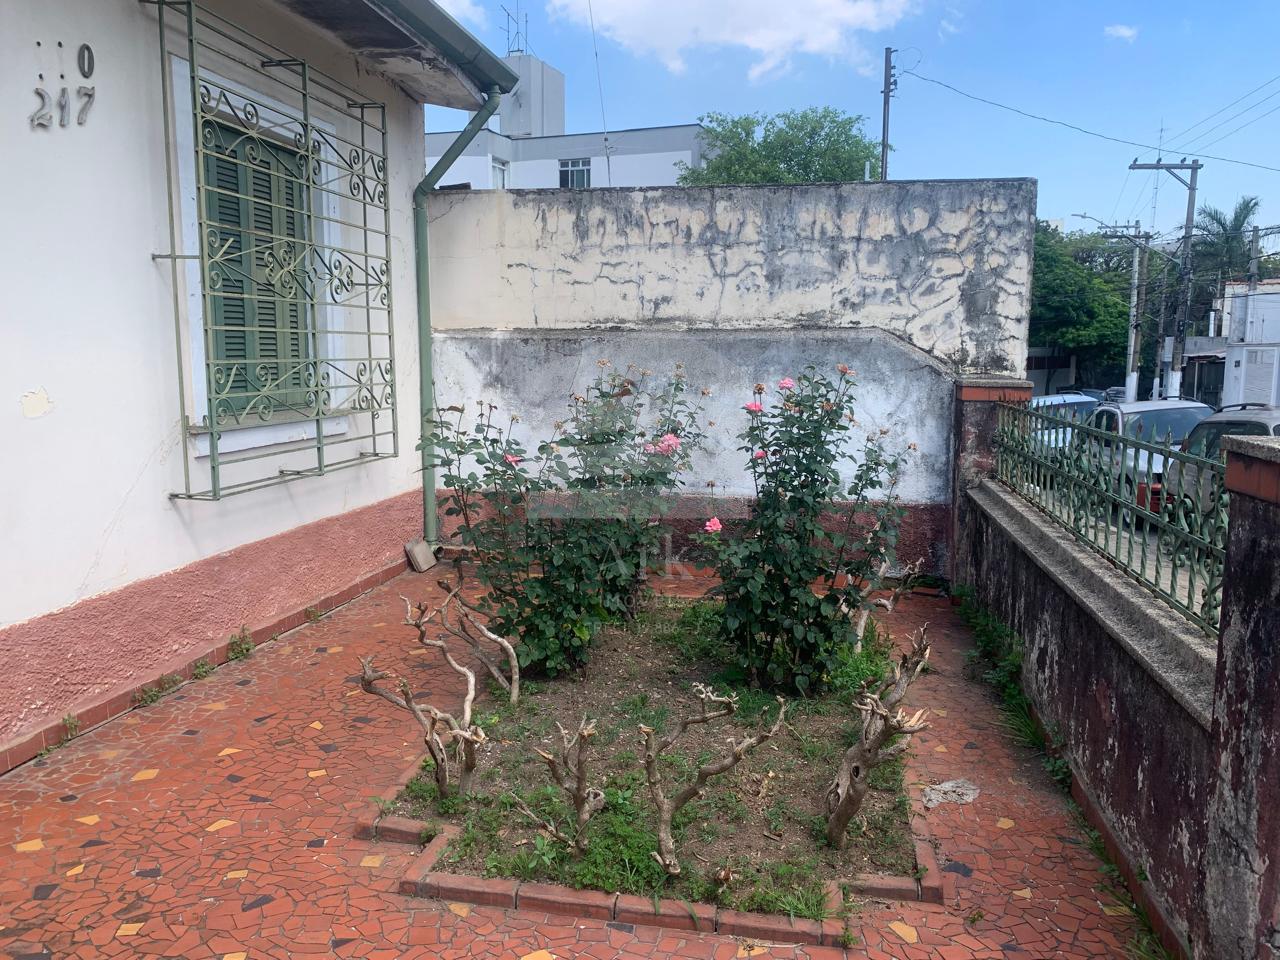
[[203, 121, 310, 418]]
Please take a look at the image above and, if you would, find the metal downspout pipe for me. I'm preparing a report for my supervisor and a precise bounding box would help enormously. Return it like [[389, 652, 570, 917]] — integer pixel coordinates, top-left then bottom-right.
[[414, 87, 501, 548]]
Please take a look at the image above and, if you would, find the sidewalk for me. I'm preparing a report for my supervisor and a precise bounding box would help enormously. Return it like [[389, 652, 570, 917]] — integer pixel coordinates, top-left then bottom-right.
[[0, 570, 1134, 959]]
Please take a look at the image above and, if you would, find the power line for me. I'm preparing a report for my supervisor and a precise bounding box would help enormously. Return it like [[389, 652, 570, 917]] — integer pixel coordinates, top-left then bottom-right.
[[900, 69, 1280, 174], [1163, 72, 1280, 147], [584, 0, 613, 187], [1194, 100, 1280, 153], [1172, 87, 1280, 154]]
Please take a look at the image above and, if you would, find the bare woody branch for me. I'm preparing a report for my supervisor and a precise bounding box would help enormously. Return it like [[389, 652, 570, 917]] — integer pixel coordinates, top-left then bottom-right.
[[641, 685, 789, 875], [513, 716, 607, 855], [823, 625, 931, 849], [358, 630, 487, 800], [844, 557, 924, 652]]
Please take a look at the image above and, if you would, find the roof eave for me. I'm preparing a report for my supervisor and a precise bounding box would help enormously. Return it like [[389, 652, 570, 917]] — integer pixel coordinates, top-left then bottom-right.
[[275, 0, 516, 108]]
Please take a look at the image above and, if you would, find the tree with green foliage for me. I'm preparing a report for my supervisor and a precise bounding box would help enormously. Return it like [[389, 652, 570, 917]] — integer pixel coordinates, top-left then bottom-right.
[[676, 108, 880, 186], [1029, 221, 1132, 388], [1194, 196, 1261, 282]]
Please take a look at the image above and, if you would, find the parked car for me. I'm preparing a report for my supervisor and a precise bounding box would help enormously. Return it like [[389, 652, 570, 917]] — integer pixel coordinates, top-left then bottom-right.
[[1077, 400, 1214, 516], [1057, 386, 1106, 401], [1029, 393, 1099, 451], [1164, 404, 1280, 516], [1103, 386, 1127, 402]]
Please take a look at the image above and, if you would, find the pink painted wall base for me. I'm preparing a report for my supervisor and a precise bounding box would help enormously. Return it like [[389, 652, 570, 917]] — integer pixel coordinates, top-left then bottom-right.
[[0, 490, 423, 773]]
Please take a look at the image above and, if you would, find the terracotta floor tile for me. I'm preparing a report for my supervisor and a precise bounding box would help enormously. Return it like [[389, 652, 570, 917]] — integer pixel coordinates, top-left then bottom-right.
[[0, 572, 1138, 960]]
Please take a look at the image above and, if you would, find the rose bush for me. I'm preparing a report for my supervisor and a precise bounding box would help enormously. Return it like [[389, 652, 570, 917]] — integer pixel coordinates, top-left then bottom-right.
[[699, 366, 910, 695], [425, 365, 703, 675]]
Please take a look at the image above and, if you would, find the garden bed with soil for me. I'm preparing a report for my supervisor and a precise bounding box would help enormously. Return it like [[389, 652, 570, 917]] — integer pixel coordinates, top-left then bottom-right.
[[386, 596, 920, 920]]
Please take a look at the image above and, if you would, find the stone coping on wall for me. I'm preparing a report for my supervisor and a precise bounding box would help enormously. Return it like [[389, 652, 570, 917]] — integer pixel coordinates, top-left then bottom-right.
[[954, 377, 1033, 402], [1223, 434, 1280, 503], [967, 480, 1217, 728]]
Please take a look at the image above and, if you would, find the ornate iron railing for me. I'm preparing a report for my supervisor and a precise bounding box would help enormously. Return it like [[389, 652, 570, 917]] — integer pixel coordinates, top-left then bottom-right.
[[149, 0, 396, 499], [994, 403, 1227, 634]]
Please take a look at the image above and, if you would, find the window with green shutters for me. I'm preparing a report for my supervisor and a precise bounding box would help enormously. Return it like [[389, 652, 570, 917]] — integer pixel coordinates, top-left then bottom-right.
[[156, 3, 397, 500], [203, 120, 311, 415]]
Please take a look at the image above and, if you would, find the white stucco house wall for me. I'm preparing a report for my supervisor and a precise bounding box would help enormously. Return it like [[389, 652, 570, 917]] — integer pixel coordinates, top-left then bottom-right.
[[0, 0, 516, 767]]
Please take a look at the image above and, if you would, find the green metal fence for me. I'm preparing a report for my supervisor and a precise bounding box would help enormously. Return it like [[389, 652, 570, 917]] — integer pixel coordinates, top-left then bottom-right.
[[994, 402, 1227, 634]]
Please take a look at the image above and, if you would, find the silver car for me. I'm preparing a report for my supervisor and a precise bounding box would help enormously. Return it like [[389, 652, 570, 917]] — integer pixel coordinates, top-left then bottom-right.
[[1077, 400, 1214, 513], [1164, 404, 1280, 515]]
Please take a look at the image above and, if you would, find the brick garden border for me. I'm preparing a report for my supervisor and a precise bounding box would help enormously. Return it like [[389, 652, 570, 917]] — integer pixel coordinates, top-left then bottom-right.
[[359, 753, 953, 945], [353, 752, 436, 844]]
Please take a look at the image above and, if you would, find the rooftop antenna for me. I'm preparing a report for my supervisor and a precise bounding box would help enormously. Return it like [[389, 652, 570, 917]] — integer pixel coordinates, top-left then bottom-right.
[[501, 2, 527, 55]]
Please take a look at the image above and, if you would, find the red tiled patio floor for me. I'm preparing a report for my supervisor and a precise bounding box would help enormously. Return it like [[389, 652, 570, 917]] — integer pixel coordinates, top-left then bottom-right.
[[0, 570, 1136, 959]]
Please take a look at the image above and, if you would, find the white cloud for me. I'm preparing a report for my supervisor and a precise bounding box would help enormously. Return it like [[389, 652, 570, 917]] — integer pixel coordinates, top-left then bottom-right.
[[1103, 24, 1138, 42], [437, 0, 488, 27], [545, 0, 916, 81], [938, 5, 963, 41]]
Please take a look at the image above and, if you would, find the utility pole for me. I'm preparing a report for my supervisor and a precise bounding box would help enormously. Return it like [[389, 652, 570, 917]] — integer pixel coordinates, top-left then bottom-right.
[[880, 47, 895, 181], [1153, 266, 1176, 398], [1241, 225, 1261, 341], [1129, 158, 1202, 399], [1130, 240, 1150, 401], [1074, 213, 1148, 401]]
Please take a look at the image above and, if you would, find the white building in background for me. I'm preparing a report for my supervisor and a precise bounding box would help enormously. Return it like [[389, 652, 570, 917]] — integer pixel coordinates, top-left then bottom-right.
[[426, 53, 704, 189], [1219, 279, 1280, 407]]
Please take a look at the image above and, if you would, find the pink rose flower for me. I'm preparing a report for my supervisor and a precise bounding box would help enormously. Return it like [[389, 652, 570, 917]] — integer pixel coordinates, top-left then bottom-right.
[[744, 401, 763, 413], [703, 517, 722, 534], [503, 454, 522, 466], [778, 377, 796, 390], [753, 450, 767, 460]]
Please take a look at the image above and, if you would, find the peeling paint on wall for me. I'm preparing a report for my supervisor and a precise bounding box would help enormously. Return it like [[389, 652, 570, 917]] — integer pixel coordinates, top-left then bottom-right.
[[19, 387, 54, 419], [426, 179, 1036, 376]]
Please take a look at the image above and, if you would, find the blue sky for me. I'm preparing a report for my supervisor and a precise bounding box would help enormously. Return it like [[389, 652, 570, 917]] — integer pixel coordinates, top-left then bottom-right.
[[428, 0, 1280, 241]]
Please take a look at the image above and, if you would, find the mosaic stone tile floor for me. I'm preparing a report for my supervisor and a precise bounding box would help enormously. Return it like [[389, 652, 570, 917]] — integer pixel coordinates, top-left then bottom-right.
[[0, 570, 1136, 959]]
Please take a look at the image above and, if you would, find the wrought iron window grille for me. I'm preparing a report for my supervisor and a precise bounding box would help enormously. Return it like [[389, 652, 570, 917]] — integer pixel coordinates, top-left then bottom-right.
[[994, 402, 1227, 634], [148, 0, 397, 500]]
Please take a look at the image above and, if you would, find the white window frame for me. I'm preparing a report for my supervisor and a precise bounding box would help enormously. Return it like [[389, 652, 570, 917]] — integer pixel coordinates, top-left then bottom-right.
[[559, 157, 591, 189]]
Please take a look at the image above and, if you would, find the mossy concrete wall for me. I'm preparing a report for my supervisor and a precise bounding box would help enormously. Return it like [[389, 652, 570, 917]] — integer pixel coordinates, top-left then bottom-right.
[[961, 436, 1280, 959], [960, 482, 1214, 957]]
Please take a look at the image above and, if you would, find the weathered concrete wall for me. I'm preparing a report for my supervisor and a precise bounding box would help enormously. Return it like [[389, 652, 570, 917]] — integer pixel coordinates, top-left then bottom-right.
[[434, 328, 956, 571], [1201, 437, 1280, 960], [436, 328, 952, 500], [427, 180, 1035, 376], [960, 481, 1217, 957]]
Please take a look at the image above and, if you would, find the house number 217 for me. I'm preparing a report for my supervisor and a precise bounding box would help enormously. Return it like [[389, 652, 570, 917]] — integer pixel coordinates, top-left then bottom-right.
[[29, 43, 96, 130]]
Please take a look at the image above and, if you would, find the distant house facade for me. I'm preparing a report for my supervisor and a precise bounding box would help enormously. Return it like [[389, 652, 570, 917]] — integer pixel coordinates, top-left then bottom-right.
[[1218, 278, 1280, 407], [426, 53, 704, 189]]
